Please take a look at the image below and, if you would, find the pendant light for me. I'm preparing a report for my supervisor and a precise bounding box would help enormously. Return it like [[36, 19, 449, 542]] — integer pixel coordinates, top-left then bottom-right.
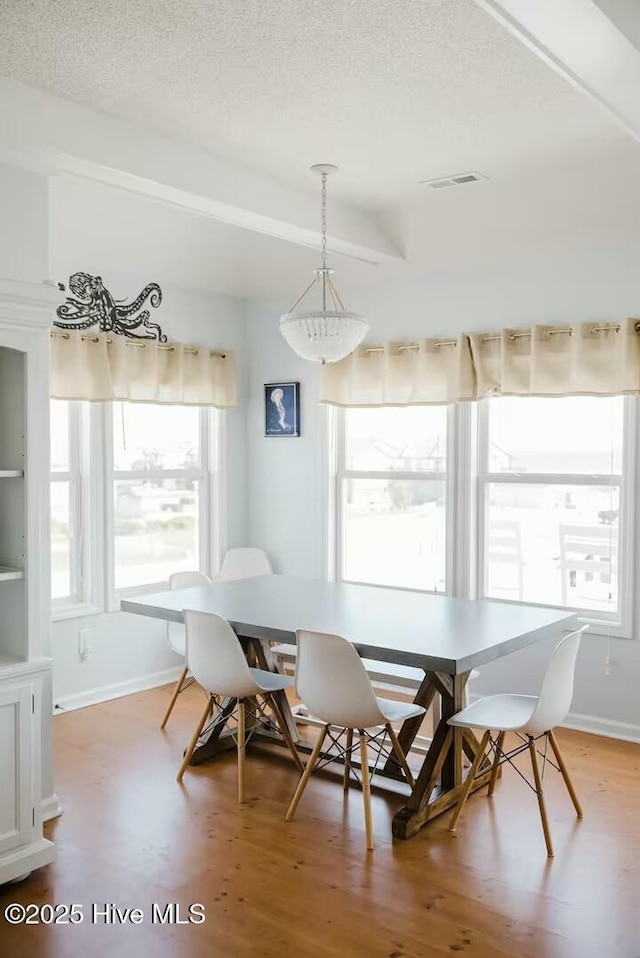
[[280, 164, 369, 363]]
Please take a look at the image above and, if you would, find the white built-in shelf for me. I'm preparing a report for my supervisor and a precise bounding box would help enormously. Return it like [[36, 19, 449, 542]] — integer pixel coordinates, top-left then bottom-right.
[[0, 653, 22, 668], [0, 566, 24, 582], [0, 469, 23, 478]]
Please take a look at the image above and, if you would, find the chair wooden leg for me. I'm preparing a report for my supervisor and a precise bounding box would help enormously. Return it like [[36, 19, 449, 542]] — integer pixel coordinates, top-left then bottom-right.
[[548, 729, 583, 818], [528, 736, 554, 857], [237, 701, 246, 804], [449, 729, 491, 831], [488, 730, 505, 797], [267, 694, 305, 773], [285, 725, 329, 822], [343, 728, 353, 791], [176, 695, 213, 782], [386, 723, 416, 788], [359, 733, 374, 851], [161, 665, 189, 729]]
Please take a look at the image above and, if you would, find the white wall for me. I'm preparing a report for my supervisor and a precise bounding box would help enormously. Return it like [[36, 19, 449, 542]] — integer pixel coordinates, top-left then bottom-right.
[[51, 277, 248, 706], [245, 241, 640, 737], [0, 163, 48, 280]]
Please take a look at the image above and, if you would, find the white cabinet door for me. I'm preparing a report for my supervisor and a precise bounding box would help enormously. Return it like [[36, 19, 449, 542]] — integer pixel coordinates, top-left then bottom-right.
[[0, 682, 34, 856]]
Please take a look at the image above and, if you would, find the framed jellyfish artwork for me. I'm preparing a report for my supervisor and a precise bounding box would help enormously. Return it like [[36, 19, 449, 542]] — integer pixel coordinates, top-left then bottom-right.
[[264, 382, 300, 437]]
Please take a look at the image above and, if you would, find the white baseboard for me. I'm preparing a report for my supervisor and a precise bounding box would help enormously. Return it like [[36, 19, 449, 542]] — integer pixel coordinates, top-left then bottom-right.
[[53, 666, 183, 714], [42, 793, 63, 822], [563, 711, 640, 744]]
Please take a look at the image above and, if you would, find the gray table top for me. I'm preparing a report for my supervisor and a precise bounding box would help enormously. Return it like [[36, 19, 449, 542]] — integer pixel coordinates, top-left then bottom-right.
[[121, 575, 577, 675]]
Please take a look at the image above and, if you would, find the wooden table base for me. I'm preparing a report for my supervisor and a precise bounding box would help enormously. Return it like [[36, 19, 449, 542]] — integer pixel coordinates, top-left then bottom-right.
[[189, 637, 492, 839]]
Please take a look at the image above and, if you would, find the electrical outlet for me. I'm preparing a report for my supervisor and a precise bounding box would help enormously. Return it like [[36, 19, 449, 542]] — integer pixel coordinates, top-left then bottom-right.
[[78, 629, 92, 662]]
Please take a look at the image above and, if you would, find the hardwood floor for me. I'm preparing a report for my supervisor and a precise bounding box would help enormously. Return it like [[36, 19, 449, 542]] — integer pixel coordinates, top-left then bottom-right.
[[1, 684, 639, 958]]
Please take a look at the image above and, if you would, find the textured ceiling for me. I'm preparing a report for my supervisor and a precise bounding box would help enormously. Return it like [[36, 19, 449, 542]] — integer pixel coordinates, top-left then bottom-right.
[[0, 0, 626, 206]]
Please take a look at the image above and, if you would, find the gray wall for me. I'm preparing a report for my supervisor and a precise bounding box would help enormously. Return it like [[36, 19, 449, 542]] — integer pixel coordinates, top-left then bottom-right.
[[245, 241, 640, 735]]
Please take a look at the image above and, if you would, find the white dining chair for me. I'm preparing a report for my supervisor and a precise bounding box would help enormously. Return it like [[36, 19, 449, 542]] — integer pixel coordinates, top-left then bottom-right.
[[285, 630, 426, 851], [160, 570, 212, 729], [177, 610, 304, 800], [219, 547, 272, 581], [447, 626, 587, 857]]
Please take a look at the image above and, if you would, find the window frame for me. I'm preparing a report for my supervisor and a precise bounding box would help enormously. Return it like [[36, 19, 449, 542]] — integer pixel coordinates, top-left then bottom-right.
[[327, 397, 636, 638], [50, 400, 82, 612], [332, 404, 451, 595], [106, 403, 213, 608], [475, 395, 636, 637], [51, 401, 223, 619]]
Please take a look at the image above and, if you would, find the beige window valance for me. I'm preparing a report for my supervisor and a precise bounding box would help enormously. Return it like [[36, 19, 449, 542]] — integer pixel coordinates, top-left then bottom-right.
[[319, 318, 640, 406], [50, 331, 237, 408]]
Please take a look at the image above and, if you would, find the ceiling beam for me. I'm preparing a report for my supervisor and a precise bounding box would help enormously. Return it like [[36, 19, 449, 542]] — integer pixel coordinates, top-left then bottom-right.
[[0, 77, 403, 267], [473, 0, 640, 143]]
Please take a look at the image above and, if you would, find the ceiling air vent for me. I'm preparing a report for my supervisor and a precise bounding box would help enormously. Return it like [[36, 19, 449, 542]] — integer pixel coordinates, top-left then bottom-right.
[[419, 171, 487, 190]]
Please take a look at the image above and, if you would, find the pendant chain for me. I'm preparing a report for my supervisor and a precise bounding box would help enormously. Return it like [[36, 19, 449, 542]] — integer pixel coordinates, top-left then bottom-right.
[[321, 172, 327, 270]]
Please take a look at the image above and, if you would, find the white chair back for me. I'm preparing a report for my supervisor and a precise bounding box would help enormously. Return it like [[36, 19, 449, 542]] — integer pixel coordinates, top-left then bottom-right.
[[219, 548, 272, 581], [295, 630, 386, 729], [526, 626, 587, 735], [167, 570, 211, 656], [185, 610, 259, 699]]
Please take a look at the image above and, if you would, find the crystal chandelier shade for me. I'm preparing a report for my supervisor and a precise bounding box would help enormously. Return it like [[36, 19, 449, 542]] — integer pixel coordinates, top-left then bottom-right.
[[280, 165, 369, 364]]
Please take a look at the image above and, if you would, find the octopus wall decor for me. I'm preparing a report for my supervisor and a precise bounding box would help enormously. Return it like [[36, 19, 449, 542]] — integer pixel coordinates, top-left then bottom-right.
[[54, 272, 167, 342]]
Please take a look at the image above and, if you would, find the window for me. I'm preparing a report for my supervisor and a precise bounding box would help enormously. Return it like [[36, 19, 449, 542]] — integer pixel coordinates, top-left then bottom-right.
[[478, 396, 630, 625], [336, 406, 447, 592], [331, 395, 634, 632], [49, 400, 219, 615], [111, 403, 207, 592], [50, 400, 81, 605]]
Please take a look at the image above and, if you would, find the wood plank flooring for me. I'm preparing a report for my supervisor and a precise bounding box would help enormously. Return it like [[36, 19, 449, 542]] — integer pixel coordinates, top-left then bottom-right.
[[1, 684, 639, 958]]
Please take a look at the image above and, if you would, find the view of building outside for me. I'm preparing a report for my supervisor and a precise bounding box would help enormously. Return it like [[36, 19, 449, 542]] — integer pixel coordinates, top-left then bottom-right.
[[50, 401, 204, 599], [112, 403, 201, 589], [483, 396, 622, 613], [340, 397, 623, 613], [341, 406, 447, 591]]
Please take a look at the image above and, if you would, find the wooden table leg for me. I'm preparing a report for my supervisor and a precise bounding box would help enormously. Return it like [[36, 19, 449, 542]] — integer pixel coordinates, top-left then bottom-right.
[[381, 670, 435, 778], [441, 673, 468, 789], [191, 633, 304, 768], [392, 670, 494, 840], [251, 636, 302, 745], [190, 696, 238, 765]]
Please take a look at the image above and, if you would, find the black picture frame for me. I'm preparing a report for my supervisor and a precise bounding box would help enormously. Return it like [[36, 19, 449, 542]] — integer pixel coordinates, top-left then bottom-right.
[[264, 382, 300, 437]]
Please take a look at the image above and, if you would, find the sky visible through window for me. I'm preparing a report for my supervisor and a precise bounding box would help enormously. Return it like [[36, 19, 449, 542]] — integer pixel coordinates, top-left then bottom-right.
[[488, 396, 623, 474]]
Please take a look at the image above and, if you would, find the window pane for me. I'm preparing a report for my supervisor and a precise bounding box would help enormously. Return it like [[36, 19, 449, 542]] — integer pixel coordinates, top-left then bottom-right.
[[342, 478, 446, 592], [484, 483, 619, 612], [51, 481, 72, 599], [113, 403, 200, 471], [114, 478, 199, 589], [50, 400, 70, 472], [487, 397, 623, 474], [345, 407, 447, 473]]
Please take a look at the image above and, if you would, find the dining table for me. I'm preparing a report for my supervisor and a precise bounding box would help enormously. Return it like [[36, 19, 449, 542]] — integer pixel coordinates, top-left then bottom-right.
[[122, 574, 576, 839]]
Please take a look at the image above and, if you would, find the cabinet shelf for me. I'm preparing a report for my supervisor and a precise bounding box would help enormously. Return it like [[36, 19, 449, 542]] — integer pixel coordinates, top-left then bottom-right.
[[0, 469, 23, 478], [0, 566, 24, 582], [0, 652, 21, 668]]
